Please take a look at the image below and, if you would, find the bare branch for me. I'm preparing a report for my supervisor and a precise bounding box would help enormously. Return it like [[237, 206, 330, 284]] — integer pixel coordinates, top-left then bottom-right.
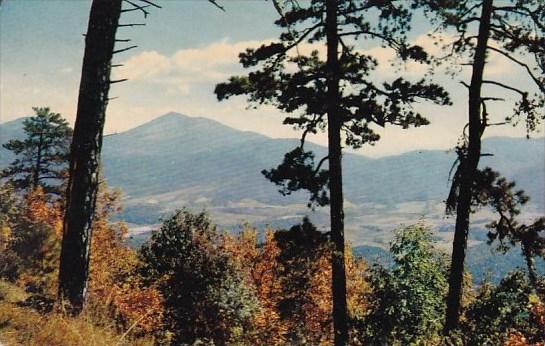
[[113, 45, 138, 54], [460, 81, 470, 89], [481, 96, 505, 101], [482, 80, 528, 96], [122, 0, 150, 17], [137, 0, 161, 9], [111, 64, 124, 68], [118, 23, 146, 27], [208, 0, 225, 12], [487, 45, 544, 93], [110, 79, 129, 84], [493, 6, 545, 31], [115, 39, 132, 42], [313, 156, 329, 176]]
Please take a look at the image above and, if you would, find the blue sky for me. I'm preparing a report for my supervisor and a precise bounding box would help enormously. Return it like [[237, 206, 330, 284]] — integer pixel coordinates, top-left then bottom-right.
[[1, 0, 542, 157]]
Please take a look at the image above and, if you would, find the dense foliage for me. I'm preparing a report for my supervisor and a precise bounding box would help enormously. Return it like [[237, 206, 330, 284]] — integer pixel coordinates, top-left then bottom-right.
[[138, 210, 259, 345], [357, 225, 448, 345]]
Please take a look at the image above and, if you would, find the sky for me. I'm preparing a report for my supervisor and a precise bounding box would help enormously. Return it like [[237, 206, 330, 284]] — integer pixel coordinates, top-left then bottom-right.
[[1, 0, 543, 157]]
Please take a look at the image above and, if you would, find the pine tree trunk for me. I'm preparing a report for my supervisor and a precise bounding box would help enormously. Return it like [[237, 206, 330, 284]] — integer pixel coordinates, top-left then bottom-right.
[[522, 242, 538, 288], [58, 0, 122, 314], [32, 130, 44, 190], [444, 0, 493, 333], [325, 0, 348, 344]]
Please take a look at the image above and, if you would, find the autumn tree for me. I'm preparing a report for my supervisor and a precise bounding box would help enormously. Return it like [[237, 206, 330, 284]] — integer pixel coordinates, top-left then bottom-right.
[[416, 0, 544, 332], [87, 185, 164, 337], [221, 220, 369, 345], [215, 1, 450, 343], [1, 107, 72, 196], [9, 187, 63, 295], [0, 183, 21, 281], [273, 218, 332, 344], [219, 228, 288, 345]]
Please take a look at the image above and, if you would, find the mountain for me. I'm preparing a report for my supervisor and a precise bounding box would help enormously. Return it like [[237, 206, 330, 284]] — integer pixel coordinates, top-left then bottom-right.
[[0, 117, 26, 165], [1, 112, 544, 282], [2, 113, 543, 232]]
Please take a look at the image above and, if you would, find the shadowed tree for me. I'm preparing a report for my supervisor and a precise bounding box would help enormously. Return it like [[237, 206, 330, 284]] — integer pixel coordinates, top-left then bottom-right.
[[1, 107, 72, 196], [57, 0, 160, 313], [416, 0, 544, 332], [57, 0, 222, 316], [215, 1, 450, 343]]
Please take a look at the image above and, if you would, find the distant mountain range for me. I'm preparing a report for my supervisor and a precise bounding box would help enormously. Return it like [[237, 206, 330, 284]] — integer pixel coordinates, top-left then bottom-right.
[[2, 112, 544, 282]]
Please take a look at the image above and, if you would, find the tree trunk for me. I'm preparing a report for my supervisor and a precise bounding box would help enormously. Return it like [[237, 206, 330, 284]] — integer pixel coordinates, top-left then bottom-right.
[[32, 130, 44, 190], [522, 242, 538, 288], [325, 0, 348, 344], [58, 0, 122, 314], [444, 0, 493, 333]]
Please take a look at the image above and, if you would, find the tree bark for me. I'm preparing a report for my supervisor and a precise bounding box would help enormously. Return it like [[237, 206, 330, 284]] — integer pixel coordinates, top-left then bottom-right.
[[444, 0, 493, 333], [522, 242, 538, 288], [325, 0, 348, 344], [58, 0, 122, 314], [32, 129, 44, 190]]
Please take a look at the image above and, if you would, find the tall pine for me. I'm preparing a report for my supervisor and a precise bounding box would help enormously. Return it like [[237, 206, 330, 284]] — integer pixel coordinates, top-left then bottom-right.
[[215, 1, 450, 343], [417, 0, 544, 332]]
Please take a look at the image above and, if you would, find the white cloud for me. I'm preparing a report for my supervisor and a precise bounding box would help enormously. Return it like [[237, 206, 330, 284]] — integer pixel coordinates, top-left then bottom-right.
[[117, 51, 170, 80], [113, 39, 274, 94]]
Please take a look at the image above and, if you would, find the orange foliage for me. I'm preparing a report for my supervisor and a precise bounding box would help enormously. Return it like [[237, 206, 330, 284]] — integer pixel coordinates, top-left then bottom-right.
[[23, 187, 63, 236], [221, 227, 370, 345], [221, 228, 288, 344], [113, 286, 165, 334], [87, 187, 164, 336], [16, 187, 63, 294]]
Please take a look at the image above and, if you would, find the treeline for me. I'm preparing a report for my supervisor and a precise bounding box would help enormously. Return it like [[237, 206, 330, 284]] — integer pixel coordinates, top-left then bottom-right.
[[1, 182, 543, 345]]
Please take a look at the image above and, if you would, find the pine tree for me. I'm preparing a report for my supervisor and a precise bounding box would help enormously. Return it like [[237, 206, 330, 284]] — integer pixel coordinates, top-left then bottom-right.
[[215, 1, 451, 343], [416, 0, 544, 332], [1, 107, 72, 196]]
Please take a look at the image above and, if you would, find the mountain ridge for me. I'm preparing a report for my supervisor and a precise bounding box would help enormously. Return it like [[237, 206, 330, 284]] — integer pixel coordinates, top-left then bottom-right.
[[1, 112, 543, 231]]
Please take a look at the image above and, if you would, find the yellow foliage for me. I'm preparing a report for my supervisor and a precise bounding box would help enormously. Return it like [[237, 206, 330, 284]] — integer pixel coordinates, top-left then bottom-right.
[[0, 300, 154, 346]]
